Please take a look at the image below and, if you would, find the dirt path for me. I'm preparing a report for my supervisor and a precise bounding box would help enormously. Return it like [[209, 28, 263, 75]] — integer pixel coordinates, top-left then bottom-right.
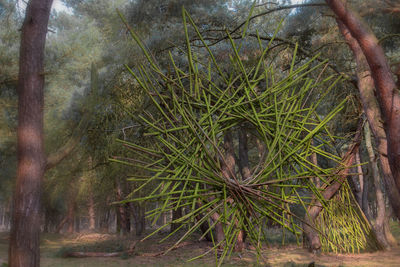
[[0, 232, 399, 266]]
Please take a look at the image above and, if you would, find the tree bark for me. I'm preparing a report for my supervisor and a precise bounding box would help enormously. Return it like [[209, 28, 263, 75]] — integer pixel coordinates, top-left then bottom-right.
[[333, 15, 400, 220], [361, 163, 371, 222], [170, 207, 183, 233], [303, 121, 363, 252], [365, 123, 390, 248], [215, 132, 237, 246], [129, 203, 145, 236], [75, 215, 80, 233], [88, 185, 96, 232], [326, 0, 400, 219], [349, 150, 363, 208], [384, 209, 397, 247], [355, 148, 371, 221], [9, 1, 53, 266], [66, 199, 76, 234], [115, 178, 130, 235]]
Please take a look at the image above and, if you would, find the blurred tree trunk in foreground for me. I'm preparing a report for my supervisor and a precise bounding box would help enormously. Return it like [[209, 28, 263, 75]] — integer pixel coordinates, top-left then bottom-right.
[[8, 1, 53, 266]]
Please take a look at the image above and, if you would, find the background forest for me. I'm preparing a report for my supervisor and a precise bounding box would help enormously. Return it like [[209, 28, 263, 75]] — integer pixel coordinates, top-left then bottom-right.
[[1, 0, 400, 266]]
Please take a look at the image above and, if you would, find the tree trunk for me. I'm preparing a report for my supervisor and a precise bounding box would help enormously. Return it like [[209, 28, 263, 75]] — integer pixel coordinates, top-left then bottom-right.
[[356, 150, 363, 203], [75, 216, 80, 233], [99, 207, 110, 233], [235, 128, 250, 251], [214, 132, 238, 247], [66, 200, 75, 234], [384, 209, 397, 247], [8, 1, 53, 266], [349, 162, 362, 208], [129, 203, 145, 236], [88, 184, 96, 232], [361, 165, 371, 222], [115, 178, 130, 235], [326, 0, 400, 220], [303, 121, 362, 252], [171, 207, 183, 233], [196, 202, 213, 242], [365, 123, 390, 248], [356, 148, 372, 221], [335, 16, 400, 220], [42, 210, 49, 233]]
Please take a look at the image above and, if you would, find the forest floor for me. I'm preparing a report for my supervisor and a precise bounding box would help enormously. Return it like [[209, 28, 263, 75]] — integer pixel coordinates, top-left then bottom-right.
[[0, 224, 399, 267]]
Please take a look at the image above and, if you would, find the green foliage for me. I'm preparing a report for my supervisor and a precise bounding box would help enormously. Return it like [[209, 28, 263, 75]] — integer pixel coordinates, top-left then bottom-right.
[[114, 8, 348, 266]]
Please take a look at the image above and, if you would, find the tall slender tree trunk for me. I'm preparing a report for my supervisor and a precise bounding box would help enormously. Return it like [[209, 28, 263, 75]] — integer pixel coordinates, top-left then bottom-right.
[[88, 183, 96, 232], [115, 178, 130, 235], [364, 123, 390, 248], [356, 150, 364, 206], [350, 155, 362, 208], [66, 199, 76, 234], [361, 166, 371, 222], [8, 1, 53, 266], [129, 203, 145, 236], [75, 215, 80, 233], [326, 0, 400, 220], [356, 149, 371, 221], [334, 17, 400, 220], [303, 139, 320, 249], [235, 128, 250, 252], [171, 208, 183, 233]]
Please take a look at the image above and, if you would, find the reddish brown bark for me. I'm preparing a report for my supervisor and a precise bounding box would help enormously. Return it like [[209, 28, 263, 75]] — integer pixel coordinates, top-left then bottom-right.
[[9, 1, 53, 266], [334, 16, 400, 220], [326, 0, 400, 214]]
